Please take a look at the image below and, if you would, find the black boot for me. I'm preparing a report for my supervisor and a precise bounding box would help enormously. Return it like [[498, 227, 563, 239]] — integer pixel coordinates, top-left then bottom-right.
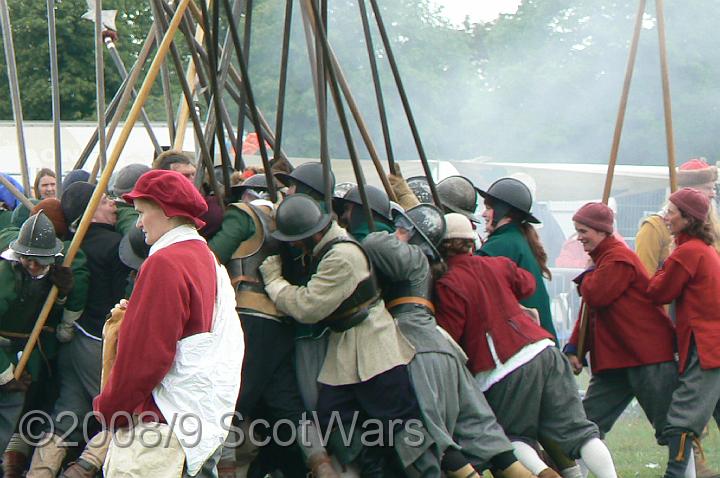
[[665, 432, 694, 478]]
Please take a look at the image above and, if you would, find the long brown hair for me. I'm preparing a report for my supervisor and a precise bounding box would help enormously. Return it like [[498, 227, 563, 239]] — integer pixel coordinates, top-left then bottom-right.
[[681, 210, 717, 245], [33, 168, 56, 199], [507, 209, 552, 280]]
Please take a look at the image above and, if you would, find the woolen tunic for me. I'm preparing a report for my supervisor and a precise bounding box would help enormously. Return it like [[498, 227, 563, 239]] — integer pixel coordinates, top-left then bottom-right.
[[267, 222, 415, 386], [94, 237, 217, 427], [647, 233, 720, 373], [566, 235, 675, 373], [479, 222, 557, 341]]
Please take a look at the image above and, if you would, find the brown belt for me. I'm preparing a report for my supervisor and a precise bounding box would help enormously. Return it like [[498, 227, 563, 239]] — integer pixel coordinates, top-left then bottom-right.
[[387, 297, 435, 314]]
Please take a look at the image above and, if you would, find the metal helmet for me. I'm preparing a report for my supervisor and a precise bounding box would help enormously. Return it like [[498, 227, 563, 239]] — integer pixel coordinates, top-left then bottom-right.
[[275, 162, 335, 196], [334, 182, 356, 199], [407, 204, 446, 250], [340, 185, 392, 220], [119, 226, 151, 271], [231, 173, 270, 197], [271, 194, 332, 242], [9, 211, 63, 263], [477, 177, 540, 224], [406, 176, 434, 204], [436, 175, 480, 222]]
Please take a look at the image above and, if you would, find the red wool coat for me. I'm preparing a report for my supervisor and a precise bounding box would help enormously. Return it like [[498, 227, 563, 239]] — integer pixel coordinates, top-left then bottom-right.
[[647, 233, 720, 373], [567, 235, 675, 373], [435, 253, 553, 375], [93, 240, 217, 427]]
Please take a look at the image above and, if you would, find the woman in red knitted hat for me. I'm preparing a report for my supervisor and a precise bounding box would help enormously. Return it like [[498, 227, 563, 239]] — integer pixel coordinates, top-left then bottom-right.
[[564, 203, 677, 456], [647, 187, 720, 478]]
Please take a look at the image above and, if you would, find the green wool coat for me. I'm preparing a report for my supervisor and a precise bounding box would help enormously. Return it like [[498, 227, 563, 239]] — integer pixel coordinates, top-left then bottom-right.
[[478, 222, 558, 343]]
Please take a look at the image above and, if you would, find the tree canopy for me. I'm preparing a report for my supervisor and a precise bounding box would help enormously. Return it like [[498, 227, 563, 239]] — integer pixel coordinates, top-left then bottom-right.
[[0, 0, 717, 166]]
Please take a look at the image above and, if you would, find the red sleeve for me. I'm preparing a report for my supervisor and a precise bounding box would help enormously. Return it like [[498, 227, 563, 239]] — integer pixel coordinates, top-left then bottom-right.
[[93, 255, 190, 427], [580, 260, 634, 308], [647, 256, 692, 305], [506, 259, 536, 300], [434, 281, 468, 344]]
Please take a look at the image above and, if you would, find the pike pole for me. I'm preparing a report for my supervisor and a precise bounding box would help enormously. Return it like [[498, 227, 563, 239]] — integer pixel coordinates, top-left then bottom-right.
[[15, 0, 192, 379], [0, 174, 33, 211], [577, 0, 646, 360], [47, 0, 63, 196], [0, 0, 31, 194]]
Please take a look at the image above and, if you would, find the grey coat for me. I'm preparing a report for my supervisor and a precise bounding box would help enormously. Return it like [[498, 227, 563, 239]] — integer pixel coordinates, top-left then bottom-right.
[[362, 232, 514, 467]]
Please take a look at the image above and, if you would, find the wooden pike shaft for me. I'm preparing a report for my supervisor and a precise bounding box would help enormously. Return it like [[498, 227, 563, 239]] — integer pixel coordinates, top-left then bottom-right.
[[656, 0, 677, 193], [15, 0, 192, 379], [312, 23, 397, 203], [94, 0, 107, 177], [581, 0, 646, 361], [0, 0, 31, 193], [602, 0, 646, 205], [368, 0, 440, 207], [174, 0, 211, 150], [0, 174, 33, 211], [47, 0, 63, 196]]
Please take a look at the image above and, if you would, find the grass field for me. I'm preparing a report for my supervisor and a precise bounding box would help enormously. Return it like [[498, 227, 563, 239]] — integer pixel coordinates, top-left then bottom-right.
[[577, 369, 720, 477], [604, 411, 720, 477]]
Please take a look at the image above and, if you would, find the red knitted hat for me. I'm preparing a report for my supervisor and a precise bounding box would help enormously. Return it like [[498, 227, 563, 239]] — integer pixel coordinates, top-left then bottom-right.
[[678, 157, 717, 187], [669, 187, 710, 222], [572, 202, 614, 234], [122, 170, 207, 229]]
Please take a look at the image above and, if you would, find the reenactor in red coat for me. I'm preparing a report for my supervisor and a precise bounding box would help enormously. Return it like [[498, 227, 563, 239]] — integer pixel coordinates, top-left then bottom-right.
[[564, 203, 678, 450], [647, 188, 720, 478]]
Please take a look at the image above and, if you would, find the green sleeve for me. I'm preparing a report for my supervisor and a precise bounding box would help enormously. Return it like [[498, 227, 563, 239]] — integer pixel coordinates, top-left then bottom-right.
[[0, 262, 17, 372], [0, 211, 12, 231], [0, 227, 19, 253], [65, 244, 89, 313], [208, 207, 256, 264], [115, 206, 140, 236]]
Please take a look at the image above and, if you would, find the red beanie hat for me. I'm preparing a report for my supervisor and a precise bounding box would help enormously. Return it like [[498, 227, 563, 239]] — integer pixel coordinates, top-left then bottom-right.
[[31, 198, 68, 238], [678, 157, 718, 187], [572, 202, 614, 234], [669, 187, 710, 222], [122, 170, 208, 228]]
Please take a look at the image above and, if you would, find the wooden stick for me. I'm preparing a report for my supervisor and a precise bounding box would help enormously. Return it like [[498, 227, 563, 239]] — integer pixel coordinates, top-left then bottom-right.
[[0, 174, 33, 211], [173, 0, 211, 149], [47, 0, 63, 196], [579, 0, 646, 361], [314, 25, 397, 203], [0, 0, 31, 193], [105, 38, 163, 154], [93, 0, 107, 178], [601, 0, 646, 204], [656, 0, 677, 193], [358, 0, 395, 174], [302, 0, 375, 230], [368, 0, 440, 206], [15, 0, 192, 379]]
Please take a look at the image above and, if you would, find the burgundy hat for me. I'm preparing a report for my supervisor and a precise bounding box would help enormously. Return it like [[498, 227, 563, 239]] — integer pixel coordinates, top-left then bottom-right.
[[572, 202, 614, 234], [122, 170, 207, 229], [669, 187, 710, 222], [31, 198, 68, 239]]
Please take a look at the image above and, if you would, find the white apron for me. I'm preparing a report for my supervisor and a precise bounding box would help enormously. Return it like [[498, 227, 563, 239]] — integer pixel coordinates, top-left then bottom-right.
[[151, 227, 244, 476]]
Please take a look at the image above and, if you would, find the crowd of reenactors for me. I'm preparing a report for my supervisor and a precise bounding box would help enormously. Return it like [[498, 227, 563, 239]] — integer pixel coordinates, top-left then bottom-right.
[[0, 153, 717, 478]]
